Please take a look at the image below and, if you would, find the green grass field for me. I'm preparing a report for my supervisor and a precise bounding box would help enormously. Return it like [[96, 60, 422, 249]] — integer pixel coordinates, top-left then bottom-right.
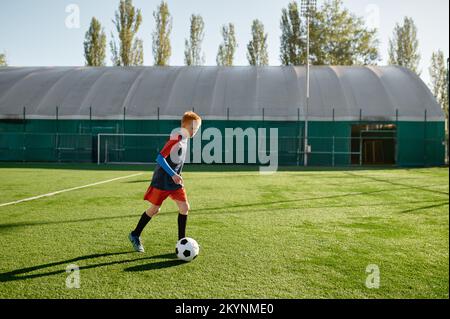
[[0, 164, 448, 299]]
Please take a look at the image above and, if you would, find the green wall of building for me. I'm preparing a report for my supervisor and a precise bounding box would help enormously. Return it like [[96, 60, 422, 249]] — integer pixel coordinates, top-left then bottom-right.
[[0, 119, 445, 167]]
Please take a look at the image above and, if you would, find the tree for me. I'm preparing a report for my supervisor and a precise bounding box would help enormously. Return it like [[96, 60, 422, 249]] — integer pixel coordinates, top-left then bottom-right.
[[84, 17, 107, 66], [388, 17, 421, 75], [280, 0, 379, 66], [280, 1, 304, 66], [152, 1, 172, 66], [429, 50, 449, 146], [184, 14, 205, 66], [313, 0, 379, 65], [110, 0, 143, 66], [216, 23, 237, 66], [247, 19, 269, 66], [0, 53, 7, 66]]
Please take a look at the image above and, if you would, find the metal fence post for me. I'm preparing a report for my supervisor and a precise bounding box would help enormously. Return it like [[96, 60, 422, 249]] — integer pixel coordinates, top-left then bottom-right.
[[56, 106, 59, 132], [105, 139, 108, 164], [56, 106, 59, 162], [424, 109, 428, 166], [332, 136, 335, 167], [97, 134, 101, 165], [23, 106, 26, 132], [22, 106, 26, 161], [157, 106, 160, 135], [123, 107, 126, 134], [297, 108, 301, 166], [359, 109, 363, 166], [395, 109, 399, 165], [332, 108, 335, 165], [359, 131, 363, 166]]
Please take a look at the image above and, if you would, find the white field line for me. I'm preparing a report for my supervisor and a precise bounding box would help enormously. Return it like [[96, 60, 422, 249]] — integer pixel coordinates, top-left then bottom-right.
[[0, 172, 144, 208]]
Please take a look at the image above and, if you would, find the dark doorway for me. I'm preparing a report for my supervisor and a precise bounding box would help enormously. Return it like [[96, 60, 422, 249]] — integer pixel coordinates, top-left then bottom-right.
[[351, 124, 397, 165]]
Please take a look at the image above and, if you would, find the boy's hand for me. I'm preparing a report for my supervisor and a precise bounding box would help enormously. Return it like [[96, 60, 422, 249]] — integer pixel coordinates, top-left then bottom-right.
[[172, 174, 183, 185]]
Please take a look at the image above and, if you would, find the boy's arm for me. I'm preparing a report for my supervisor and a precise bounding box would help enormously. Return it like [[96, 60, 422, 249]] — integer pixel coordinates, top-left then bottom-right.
[[156, 134, 182, 180], [156, 153, 176, 177]]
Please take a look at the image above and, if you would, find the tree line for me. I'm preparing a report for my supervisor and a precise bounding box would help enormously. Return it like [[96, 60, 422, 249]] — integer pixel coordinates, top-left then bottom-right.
[[84, 0, 382, 67], [0, 0, 447, 122], [80, 0, 422, 69]]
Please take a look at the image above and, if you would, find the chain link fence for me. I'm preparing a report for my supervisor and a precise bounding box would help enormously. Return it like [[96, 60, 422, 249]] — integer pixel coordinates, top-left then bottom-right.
[[0, 131, 445, 167]]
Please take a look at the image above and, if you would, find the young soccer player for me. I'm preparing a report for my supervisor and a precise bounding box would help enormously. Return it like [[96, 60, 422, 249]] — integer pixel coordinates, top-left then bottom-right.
[[128, 111, 202, 253]]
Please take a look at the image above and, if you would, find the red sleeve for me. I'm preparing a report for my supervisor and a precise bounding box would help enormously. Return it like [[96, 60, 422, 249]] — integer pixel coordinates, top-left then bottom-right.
[[159, 134, 182, 158]]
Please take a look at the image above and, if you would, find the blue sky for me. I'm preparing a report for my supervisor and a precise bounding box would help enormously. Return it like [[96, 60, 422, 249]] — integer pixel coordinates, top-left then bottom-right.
[[0, 0, 448, 84]]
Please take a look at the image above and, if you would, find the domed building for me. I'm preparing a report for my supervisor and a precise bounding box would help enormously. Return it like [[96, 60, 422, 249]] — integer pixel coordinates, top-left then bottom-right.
[[0, 66, 445, 166]]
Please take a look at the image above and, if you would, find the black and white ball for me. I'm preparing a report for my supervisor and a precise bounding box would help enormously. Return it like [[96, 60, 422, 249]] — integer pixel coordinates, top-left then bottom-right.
[[176, 237, 200, 262]]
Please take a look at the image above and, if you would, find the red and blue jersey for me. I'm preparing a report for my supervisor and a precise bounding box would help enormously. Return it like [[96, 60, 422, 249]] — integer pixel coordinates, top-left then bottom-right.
[[150, 132, 188, 191]]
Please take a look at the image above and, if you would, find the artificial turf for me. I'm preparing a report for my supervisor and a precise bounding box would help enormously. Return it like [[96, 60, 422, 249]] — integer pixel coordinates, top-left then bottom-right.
[[0, 164, 448, 298]]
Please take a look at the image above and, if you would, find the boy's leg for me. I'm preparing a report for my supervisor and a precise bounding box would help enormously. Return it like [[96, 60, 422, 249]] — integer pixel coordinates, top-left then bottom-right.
[[129, 205, 160, 253], [132, 205, 160, 237], [175, 200, 190, 240]]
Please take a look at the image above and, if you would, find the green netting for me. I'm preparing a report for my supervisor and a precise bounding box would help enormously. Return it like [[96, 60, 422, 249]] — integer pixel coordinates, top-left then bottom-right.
[[0, 119, 445, 166]]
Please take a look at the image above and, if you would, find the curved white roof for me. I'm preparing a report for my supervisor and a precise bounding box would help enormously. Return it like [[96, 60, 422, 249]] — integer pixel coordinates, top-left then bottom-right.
[[0, 66, 444, 121]]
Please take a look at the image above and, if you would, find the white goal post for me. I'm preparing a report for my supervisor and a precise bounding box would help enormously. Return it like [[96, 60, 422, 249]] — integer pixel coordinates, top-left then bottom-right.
[[97, 133, 304, 166], [96, 132, 388, 166]]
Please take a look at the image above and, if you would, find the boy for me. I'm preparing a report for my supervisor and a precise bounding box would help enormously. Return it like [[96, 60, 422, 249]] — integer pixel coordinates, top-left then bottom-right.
[[128, 111, 202, 253]]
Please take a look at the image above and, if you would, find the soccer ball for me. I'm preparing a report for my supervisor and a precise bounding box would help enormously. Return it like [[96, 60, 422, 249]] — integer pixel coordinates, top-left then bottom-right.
[[176, 237, 200, 262]]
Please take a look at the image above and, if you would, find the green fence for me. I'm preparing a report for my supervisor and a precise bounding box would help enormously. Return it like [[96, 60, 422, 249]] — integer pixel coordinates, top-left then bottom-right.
[[0, 130, 445, 167], [0, 104, 446, 167], [0, 132, 94, 163]]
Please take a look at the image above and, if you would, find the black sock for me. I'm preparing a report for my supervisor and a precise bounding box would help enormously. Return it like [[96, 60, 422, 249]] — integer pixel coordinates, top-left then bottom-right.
[[132, 212, 151, 237], [178, 214, 188, 240]]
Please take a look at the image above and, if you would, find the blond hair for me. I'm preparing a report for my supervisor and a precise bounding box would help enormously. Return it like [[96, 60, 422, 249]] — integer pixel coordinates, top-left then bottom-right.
[[182, 111, 202, 125]]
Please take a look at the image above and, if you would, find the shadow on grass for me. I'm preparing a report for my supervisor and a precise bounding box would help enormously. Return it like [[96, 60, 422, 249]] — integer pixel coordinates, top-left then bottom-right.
[[344, 172, 449, 196], [399, 202, 449, 214], [1, 184, 448, 232], [124, 179, 151, 184], [0, 252, 180, 282], [124, 259, 185, 272]]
